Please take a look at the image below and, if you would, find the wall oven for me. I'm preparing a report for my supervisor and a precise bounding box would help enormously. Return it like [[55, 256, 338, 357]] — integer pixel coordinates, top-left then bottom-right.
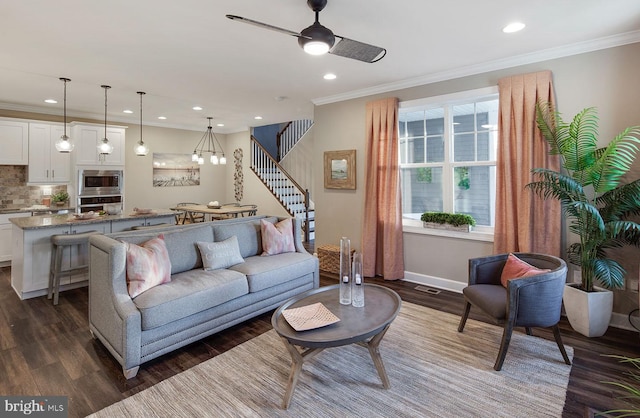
[[78, 169, 123, 196], [77, 169, 123, 213]]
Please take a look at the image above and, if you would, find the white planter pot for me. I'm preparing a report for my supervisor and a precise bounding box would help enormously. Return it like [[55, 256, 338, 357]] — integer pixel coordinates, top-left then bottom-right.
[[563, 284, 613, 338]]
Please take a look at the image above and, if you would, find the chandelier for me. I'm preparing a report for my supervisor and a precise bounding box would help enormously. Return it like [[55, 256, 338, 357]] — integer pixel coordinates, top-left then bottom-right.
[[191, 117, 226, 165]]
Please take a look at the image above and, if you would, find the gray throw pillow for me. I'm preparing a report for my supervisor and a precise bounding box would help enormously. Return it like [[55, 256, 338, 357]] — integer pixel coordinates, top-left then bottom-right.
[[196, 236, 244, 270]]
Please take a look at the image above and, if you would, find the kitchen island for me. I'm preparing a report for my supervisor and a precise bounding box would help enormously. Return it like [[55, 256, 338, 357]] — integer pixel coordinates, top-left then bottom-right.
[[10, 209, 177, 300]]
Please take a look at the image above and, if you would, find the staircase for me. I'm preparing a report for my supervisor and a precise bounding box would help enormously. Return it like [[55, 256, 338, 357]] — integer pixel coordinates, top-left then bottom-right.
[[251, 120, 314, 241]]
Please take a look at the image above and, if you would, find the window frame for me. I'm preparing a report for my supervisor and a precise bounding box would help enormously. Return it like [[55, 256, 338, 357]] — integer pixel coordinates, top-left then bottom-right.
[[399, 86, 498, 236]]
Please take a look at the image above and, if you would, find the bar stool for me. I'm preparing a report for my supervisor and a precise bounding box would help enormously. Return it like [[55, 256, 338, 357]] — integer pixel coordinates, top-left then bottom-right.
[[48, 230, 102, 305]]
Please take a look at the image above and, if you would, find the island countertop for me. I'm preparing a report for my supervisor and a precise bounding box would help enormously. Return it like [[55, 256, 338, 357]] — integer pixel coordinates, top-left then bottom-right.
[[9, 209, 178, 230]]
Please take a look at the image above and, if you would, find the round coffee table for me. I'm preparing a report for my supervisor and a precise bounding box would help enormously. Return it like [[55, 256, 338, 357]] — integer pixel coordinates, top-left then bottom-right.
[[272, 283, 402, 409]]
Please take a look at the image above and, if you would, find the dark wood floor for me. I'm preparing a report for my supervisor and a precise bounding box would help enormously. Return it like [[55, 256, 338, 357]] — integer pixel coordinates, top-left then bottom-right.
[[1, 266, 639, 417]]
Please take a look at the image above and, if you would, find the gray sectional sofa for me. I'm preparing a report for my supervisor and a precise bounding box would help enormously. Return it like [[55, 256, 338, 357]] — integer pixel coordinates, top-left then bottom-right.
[[88, 215, 319, 378]]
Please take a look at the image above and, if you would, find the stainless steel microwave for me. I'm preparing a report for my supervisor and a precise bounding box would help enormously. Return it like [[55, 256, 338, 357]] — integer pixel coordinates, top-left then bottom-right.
[[78, 169, 123, 196]]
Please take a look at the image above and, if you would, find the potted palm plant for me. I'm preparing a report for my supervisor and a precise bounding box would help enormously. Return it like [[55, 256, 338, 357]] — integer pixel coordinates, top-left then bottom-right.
[[526, 104, 640, 337]]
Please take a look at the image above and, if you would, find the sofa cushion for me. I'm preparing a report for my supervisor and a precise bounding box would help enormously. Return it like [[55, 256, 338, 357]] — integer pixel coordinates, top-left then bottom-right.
[[197, 236, 244, 270], [132, 268, 249, 330], [229, 252, 317, 293], [112, 225, 214, 275], [261, 218, 295, 256], [212, 217, 278, 258], [125, 235, 172, 298]]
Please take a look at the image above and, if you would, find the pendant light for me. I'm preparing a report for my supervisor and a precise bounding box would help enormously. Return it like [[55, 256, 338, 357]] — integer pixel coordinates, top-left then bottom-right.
[[191, 117, 227, 165], [134, 91, 149, 156], [54, 77, 74, 152], [98, 85, 114, 157]]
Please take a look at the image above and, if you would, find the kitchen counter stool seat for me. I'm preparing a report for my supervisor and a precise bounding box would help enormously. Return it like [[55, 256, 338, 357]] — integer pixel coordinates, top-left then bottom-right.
[[48, 230, 102, 305]]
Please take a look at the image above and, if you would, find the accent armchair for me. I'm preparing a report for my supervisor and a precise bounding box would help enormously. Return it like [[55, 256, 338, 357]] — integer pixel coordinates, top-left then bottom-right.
[[457, 252, 572, 371]]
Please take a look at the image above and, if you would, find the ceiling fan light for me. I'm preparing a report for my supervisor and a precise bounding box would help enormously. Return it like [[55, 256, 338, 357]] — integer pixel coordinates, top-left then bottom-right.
[[303, 41, 331, 55], [299, 22, 335, 55]]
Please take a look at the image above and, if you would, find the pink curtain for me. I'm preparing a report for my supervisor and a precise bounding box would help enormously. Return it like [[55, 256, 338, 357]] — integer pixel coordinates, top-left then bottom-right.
[[362, 97, 404, 280], [493, 71, 561, 256]]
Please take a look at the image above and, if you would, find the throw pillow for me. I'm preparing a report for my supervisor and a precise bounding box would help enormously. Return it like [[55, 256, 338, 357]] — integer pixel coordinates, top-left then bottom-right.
[[261, 218, 295, 256], [197, 236, 244, 270], [125, 234, 172, 298], [500, 253, 550, 287]]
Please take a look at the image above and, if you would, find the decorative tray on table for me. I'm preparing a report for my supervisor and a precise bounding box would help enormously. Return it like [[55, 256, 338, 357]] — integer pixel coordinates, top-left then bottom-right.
[[281, 302, 340, 331]]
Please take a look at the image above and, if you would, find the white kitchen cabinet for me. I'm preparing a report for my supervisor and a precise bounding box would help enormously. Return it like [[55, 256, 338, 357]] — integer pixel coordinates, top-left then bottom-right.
[[72, 123, 126, 166], [0, 119, 29, 165], [28, 123, 71, 183], [0, 212, 30, 262]]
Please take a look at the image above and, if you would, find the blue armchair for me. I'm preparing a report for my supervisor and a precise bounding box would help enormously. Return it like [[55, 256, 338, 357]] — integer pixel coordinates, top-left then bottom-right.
[[457, 252, 572, 371]]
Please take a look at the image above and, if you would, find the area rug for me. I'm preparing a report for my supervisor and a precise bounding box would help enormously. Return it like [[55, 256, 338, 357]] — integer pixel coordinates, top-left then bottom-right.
[[90, 303, 573, 417]]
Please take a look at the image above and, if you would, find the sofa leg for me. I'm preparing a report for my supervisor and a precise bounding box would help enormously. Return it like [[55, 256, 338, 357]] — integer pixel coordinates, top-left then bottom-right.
[[123, 366, 140, 379]]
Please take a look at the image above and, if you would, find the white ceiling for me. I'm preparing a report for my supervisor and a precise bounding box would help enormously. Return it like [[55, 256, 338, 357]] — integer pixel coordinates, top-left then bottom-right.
[[2, 0, 640, 134]]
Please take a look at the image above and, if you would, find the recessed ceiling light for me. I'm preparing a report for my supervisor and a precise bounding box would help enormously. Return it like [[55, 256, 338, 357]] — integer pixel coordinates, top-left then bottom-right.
[[217, 123, 225, 127], [192, 106, 203, 111], [44, 99, 57, 104], [503, 22, 525, 33], [323, 73, 337, 80], [158, 116, 167, 120], [254, 116, 263, 120], [123, 109, 133, 114]]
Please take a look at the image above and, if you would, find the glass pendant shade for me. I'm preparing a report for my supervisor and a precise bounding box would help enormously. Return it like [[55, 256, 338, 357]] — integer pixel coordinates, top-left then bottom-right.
[[98, 85, 112, 156], [55, 77, 74, 152], [134, 142, 149, 156], [98, 138, 114, 154], [191, 117, 227, 165], [134, 91, 149, 156]]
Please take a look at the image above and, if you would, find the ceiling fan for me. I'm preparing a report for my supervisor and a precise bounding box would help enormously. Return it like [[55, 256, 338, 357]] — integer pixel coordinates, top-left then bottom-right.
[[226, 0, 386, 63]]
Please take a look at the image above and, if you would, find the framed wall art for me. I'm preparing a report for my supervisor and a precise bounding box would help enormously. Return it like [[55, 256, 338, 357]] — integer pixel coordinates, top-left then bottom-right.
[[324, 149, 356, 190], [152, 153, 200, 187]]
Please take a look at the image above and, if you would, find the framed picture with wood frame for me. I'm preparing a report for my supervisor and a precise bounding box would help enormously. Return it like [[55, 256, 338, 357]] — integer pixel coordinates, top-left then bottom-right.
[[324, 149, 356, 189]]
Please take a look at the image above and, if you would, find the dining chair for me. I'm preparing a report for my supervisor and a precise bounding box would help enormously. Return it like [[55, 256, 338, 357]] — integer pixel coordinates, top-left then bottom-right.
[[176, 202, 205, 224], [239, 204, 257, 217], [457, 252, 571, 371]]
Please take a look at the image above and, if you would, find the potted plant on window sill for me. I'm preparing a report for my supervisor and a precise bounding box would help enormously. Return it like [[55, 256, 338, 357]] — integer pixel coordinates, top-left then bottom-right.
[[526, 104, 640, 337], [420, 212, 476, 232], [51, 191, 69, 207]]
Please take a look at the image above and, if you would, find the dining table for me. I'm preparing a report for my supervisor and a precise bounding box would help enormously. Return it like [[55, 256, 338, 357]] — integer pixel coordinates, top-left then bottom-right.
[[169, 204, 257, 224]]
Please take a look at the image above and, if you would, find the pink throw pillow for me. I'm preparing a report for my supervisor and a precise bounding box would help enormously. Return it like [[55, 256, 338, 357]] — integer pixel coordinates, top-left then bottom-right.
[[261, 218, 295, 256], [125, 234, 172, 298], [500, 253, 550, 288]]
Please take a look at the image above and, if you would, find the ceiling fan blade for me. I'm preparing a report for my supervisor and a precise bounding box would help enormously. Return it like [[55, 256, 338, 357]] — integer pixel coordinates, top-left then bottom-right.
[[330, 36, 386, 63], [226, 15, 302, 38]]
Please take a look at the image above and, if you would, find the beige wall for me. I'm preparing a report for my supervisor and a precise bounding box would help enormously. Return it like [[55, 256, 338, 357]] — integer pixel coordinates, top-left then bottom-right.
[[312, 42, 640, 316]]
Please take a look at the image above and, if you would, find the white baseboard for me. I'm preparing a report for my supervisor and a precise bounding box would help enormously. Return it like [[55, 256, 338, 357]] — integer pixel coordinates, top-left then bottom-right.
[[402, 271, 465, 293], [402, 270, 639, 333]]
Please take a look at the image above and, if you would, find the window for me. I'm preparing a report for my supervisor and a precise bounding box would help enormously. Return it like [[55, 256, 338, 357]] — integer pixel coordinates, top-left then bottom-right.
[[399, 87, 498, 229]]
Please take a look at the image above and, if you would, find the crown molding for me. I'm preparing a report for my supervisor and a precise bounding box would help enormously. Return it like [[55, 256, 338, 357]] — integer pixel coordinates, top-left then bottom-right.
[[312, 30, 640, 106]]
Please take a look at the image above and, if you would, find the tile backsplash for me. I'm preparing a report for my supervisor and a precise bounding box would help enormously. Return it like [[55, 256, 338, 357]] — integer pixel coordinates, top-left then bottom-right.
[[0, 166, 67, 209]]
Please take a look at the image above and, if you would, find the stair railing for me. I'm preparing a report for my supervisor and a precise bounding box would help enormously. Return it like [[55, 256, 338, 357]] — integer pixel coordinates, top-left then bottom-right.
[[251, 136, 311, 241], [277, 119, 313, 161]]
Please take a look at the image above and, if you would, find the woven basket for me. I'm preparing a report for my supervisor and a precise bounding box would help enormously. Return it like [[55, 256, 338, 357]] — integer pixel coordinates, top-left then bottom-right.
[[317, 244, 355, 274]]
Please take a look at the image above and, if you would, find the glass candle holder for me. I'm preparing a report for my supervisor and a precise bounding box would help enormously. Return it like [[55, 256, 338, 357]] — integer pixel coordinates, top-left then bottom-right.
[[351, 252, 364, 307], [339, 237, 352, 305]]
